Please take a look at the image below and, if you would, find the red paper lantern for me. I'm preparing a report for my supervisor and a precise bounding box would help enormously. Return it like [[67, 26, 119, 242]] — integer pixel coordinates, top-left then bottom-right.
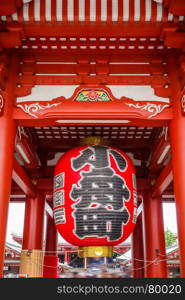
[[53, 145, 137, 246]]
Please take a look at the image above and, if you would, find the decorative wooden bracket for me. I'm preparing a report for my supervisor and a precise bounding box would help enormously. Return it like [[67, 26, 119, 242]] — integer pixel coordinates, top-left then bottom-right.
[[0, 53, 9, 89], [0, 0, 32, 16], [160, 23, 185, 50], [0, 25, 23, 49], [162, 0, 185, 16], [14, 86, 172, 126]]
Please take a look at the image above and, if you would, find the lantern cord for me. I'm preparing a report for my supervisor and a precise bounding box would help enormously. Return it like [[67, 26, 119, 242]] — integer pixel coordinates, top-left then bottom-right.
[[126, 261, 156, 273], [114, 252, 167, 263], [114, 253, 156, 263], [128, 258, 168, 273], [31, 249, 165, 264], [36, 249, 83, 254], [42, 250, 154, 263], [157, 253, 168, 257], [28, 249, 171, 266], [18, 256, 169, 273]]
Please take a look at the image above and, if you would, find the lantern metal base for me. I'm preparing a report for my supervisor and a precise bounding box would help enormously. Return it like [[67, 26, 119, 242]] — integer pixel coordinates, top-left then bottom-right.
[[78, 246, 113, 258]]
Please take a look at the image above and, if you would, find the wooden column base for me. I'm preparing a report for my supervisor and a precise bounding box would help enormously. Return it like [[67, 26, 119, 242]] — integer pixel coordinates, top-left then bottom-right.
[[19, 250, 44, 278]]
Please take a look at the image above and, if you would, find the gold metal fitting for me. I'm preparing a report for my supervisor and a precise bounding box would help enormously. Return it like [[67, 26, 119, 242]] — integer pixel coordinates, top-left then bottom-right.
[[77, 136, 110, 146], [78, 246, 113, 258]]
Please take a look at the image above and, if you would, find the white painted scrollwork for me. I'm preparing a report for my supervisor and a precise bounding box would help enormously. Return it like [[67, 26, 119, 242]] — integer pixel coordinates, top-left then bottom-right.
[[0, 94, 4, 112], [126, 102, 169, 119], [17, 102, 60, 118], [181, 94, 185, 113]]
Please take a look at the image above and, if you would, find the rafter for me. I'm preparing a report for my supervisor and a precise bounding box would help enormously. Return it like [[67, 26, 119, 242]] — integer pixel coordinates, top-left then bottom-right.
[[1, 0, 183, 26]]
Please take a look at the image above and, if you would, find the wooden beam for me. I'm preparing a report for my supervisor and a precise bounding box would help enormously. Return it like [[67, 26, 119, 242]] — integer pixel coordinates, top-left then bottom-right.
[[20, 63, 166, 75], [12, 158, 36, 197], [18, 74, 169, 86], [22, 23, 163, 38], [152, 160, 173, 198], [18, 50, 166, 63], [137, 178, 150, 192], [10, 196, 26, 202], [37, 178, 53, 191], [36, 139, 152, 151]]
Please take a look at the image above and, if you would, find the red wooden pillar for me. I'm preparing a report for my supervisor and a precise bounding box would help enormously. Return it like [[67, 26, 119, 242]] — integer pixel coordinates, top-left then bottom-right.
[[43, 213, 58, 278], [22, 191, 45, 250], [142, 191, 167, 278], [19, 191, 45, 277], [131, 214, 144, 278], [45, 213, 58, 255], [64, 250, 68, 264], [67, 252, 71, 264], [168, 52, 185, 277], [0, 54, 17, 277]]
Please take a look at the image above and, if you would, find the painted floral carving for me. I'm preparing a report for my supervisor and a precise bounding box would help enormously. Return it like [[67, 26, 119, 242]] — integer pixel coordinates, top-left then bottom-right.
[[76, 89, 111, 101]]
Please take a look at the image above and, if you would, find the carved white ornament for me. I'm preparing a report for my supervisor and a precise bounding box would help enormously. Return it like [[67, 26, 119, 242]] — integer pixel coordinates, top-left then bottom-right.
[[126, 102, 169, 119], [182, 94, 185, 113], [17, 102, 60, 118], [0, 94, 4, 112]]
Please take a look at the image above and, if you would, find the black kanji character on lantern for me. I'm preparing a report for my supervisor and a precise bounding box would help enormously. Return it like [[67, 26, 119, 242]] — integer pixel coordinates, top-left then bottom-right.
[[70, 146, 130, 241], [72, 146, 127, 171], [71, 172, 130, 210], [73, 207, 129, 241], [72, 146, 109, 170], [54, 172, 64, 190]]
